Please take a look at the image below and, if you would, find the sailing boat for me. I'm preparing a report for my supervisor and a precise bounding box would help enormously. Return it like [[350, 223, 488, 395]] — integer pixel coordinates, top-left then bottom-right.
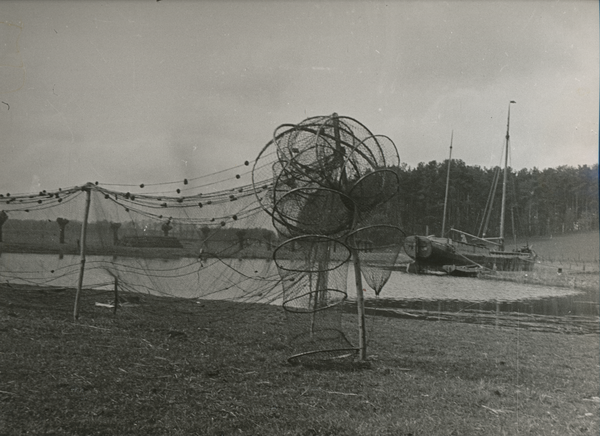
[[403, 101, 537, 275]]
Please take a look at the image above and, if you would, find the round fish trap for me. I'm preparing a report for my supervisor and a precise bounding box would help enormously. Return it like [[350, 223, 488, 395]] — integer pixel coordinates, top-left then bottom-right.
[[274, 235, 354, 361], [252, 113, 404, 363]]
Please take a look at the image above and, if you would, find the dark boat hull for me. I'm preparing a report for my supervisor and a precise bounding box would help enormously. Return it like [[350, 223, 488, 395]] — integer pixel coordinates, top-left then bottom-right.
[[403, 235, 536, 274]]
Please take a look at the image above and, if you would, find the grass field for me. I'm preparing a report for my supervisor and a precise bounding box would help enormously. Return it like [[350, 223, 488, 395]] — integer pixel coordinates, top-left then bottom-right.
[[1, 285, 598, 436], [487, 230, 600, 292]]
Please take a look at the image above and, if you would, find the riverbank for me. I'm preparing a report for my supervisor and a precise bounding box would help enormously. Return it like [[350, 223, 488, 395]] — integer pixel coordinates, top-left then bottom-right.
[[479, 260, 600, 292], [1, 284, 598, 435]]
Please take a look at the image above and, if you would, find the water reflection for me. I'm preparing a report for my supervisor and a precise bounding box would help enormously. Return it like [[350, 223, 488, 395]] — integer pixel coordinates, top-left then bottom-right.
[[1, 253, 597, 330]]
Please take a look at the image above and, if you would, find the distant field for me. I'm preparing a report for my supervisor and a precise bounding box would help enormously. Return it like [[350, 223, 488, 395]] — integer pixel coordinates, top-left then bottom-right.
[[517, 230, 599, 263]]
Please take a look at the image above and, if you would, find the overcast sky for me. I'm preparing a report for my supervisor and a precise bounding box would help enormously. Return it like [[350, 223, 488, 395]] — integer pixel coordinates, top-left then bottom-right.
[[1, 0, 598, 195]]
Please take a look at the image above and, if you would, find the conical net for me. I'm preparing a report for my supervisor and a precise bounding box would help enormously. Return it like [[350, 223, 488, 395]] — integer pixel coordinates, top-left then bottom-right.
[[346, 225, 406, 296]]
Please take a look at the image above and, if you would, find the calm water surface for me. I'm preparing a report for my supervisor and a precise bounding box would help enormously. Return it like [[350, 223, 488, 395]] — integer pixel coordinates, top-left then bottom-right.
[[0, 253, 594, 317]]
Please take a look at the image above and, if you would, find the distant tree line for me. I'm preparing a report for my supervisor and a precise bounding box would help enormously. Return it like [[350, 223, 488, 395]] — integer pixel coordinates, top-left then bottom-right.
[[394, 161, 599, 239], [0, 162, 596, 248]]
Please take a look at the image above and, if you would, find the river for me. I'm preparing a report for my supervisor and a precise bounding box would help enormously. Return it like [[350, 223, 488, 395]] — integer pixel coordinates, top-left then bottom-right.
[[0, 252, 592, 307]]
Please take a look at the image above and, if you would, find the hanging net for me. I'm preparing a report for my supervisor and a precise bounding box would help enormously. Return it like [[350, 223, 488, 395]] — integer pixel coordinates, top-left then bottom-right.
[[274, 235, 354, 363], [0, 165, 282, 306], [0, 113, 404, 363], [345, 225, 406, 296]]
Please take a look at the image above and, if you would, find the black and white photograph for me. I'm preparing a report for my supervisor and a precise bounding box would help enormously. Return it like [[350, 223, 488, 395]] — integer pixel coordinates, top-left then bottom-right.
[[1, 1, 598, 435]]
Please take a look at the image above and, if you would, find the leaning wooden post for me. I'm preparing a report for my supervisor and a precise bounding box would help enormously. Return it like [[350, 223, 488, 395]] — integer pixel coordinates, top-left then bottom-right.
[[73, 183, 92, 321]]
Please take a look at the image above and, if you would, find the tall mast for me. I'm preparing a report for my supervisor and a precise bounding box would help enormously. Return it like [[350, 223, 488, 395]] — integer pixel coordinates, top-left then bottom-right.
[[441, 131, 453, 239], [499, 101, 516, 251]]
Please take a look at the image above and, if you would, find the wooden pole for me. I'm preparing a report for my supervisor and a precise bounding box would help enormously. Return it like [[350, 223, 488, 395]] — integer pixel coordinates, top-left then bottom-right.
[[352, 248, 367, 360], [441, 131, 453, 239], [331, 113, 367, 360], [73, 184, 92, 321], [113, 276, 119, 315], [499, 101, 516, 251], [496, 301, 500, 329]]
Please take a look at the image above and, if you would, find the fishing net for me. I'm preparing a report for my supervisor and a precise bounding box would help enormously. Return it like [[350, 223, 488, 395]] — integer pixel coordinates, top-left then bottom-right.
[[0, 113, 404, 363], [0, 164, 282, 307], [253, 113, 404, 362], [345, 225, 406, 296], [274, 235, 354, 363]]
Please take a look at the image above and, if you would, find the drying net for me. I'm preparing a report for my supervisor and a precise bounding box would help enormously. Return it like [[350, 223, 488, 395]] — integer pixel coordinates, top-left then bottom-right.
[[0, 164, 281, 305], [0, 113, 405, 362], [252, 113, 404, 362]]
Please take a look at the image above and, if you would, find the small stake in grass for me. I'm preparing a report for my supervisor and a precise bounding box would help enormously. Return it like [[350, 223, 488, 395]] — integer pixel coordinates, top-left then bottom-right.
[[113, 276, 119, 315]]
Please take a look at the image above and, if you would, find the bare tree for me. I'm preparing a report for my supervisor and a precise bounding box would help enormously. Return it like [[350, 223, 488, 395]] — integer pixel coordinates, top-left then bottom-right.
[[0, 210, 7, 243], [161, 219, 173, 237], [56, 217, 69, 244], [110, 222, 121, 245]]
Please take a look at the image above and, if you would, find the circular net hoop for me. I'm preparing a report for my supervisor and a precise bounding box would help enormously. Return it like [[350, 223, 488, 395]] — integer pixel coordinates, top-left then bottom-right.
[[287, 346, 359, 365], [347, 168, 400, 215], [273, 234, 351, 273], [271, 187, 355, 239], [338, 134, 399, 187], [251, 115, 400, 220], [272, 115, 376, 190]]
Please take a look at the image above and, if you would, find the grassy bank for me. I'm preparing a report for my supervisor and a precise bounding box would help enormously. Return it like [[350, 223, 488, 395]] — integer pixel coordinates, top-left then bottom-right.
[[520, 231, 599, 265], [1, 285, 598, 435]]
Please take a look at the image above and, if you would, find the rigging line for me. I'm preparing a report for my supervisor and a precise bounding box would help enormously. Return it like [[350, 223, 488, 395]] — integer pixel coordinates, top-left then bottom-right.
[[2, 191, 79, 206], [479, 166, 501, 238], [231, 286, 284, 305], [0, 264, 80, 277], [98, 189, 260, 211], [98, 177, 272, 201], [175, 163, 275, 192], [212, 255, 276, 281], [158, 177, 261, 194], [0, 185, 83, 198], [96, 264, 204, 279], [0, 260, 80, 273], [95, 179, 271, 202], [93, 258, 281, 282], [1, 273, 78, 287], [97, 150, 278, 188], [6, 185, 82, 198], [91, 260, 205, 276], [0, 268, 80, 281], [105, 203, 265, 225], [192, 275, 269, 299], [1, 191, 84, 212], [101, 180, 268, 198], [108, 190, 260, 211]]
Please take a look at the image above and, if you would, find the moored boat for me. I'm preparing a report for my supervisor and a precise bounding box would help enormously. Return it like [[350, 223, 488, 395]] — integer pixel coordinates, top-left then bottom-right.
[[403, 101, 537, 275], [403, 231, 536, 274]]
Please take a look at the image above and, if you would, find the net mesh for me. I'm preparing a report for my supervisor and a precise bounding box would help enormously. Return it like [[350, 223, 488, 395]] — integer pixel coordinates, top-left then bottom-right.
[[0, 113, 404, 363], [0, 166, 281, 304]]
